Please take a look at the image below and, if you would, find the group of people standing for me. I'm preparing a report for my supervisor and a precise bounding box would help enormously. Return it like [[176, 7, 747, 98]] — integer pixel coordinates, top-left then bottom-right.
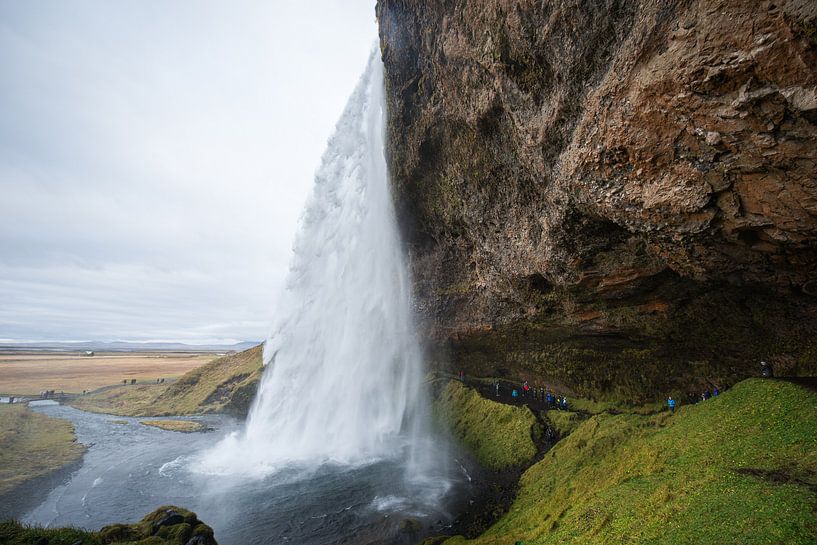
[[667, 361, 775, 412], [493, 379, 570, 410], [667, 386, 722, 412]]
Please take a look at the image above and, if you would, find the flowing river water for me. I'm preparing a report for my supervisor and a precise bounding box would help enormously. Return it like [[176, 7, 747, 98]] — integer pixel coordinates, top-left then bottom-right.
[[21, 402, 471, 545]]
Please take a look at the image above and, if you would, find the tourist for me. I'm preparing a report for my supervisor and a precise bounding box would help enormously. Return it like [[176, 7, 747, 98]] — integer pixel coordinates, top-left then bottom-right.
[[523, 381, 530, 398], [561, 396, 569, 410], [511, 388, 519, 399], [668, 397, 676, 412], [702, 389, 711, 401], [713, 387, 720, 396], [495, 381, 500, 397], [546, 390, 554, 409], [760, 361, 774, 378]]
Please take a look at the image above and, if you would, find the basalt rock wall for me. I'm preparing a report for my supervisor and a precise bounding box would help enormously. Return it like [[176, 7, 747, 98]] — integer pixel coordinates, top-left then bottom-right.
[[376, 0, 817, 400]]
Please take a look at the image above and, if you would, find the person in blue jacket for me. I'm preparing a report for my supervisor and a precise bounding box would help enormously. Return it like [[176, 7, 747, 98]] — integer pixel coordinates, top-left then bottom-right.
[[668, 397, 676, 412], [511, 388, 519, 399]]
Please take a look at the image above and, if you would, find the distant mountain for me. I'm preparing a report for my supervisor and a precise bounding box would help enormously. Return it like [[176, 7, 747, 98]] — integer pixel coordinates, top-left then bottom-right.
[[0, 340, 261, 353]]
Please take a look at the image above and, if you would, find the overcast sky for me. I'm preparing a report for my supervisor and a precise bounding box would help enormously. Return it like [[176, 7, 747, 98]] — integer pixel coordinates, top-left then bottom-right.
[[0, 0, 378, 344]]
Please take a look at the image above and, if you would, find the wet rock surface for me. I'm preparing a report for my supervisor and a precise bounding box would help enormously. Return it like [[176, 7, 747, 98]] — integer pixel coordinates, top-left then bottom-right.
[[376, 0, 817, 399]]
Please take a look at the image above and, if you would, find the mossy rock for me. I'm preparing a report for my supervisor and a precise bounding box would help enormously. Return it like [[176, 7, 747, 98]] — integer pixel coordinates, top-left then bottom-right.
[[98, 506, 215, 545], [99, 523, 142, 542]]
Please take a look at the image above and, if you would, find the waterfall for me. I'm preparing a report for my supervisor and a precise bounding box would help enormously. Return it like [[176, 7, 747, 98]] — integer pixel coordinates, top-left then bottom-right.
[[198, 49, 431, 477]]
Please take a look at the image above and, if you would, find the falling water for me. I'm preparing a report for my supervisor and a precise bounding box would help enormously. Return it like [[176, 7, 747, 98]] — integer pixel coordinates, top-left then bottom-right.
[[199, 50, 432, 478]]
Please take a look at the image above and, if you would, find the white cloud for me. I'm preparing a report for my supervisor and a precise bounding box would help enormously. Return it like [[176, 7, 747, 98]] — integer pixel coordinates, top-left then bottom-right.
[[0, 0, 378, 342]]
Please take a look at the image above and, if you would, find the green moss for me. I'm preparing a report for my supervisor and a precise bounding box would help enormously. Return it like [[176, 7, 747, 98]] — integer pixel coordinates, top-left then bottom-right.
[[433, 381, 540, 470], [542, 410, 583, 437], [439, 379, 817, 544], [156, 522, 191, 543]]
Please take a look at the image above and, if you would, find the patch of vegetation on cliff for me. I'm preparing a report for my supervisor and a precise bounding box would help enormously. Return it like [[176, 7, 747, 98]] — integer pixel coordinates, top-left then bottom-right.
[[433, 380, 540, 470], [71, 345, 262, 417], [0, 404, 84, 496], [440, 379, 817, 545], [1, 505, 217, 544]]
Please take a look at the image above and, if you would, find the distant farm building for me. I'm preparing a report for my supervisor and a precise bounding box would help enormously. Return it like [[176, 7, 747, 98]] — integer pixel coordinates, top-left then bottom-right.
[[83, 350, 95, 357]]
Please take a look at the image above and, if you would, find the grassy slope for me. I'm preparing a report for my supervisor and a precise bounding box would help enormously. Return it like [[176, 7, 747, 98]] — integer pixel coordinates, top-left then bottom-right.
[[71, 345, 263, 417], [0, 505, 216, 545], [0, 405, 85, 496], [434, 380, 540, 470], [440, 379, 817, 545]]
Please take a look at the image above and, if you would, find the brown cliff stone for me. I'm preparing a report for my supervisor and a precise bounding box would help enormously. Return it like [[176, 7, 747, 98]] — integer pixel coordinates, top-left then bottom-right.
[[377, 0, 817, 400]]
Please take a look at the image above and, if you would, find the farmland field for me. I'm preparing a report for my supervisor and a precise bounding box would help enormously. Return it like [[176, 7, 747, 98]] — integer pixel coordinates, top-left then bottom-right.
[[0, 352, 218, 395]]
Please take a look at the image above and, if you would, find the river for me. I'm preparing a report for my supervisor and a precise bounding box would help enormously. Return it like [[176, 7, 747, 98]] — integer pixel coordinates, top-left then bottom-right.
[[20, 402, 470, 545]]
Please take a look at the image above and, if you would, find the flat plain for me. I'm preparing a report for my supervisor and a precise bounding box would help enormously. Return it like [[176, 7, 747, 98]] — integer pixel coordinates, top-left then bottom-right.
[[0, 351, 218, 395]]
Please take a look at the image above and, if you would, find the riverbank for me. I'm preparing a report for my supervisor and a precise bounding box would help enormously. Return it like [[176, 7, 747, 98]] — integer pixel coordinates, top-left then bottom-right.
[[0, 403, 85, 520], [428, 377, 817, 545]]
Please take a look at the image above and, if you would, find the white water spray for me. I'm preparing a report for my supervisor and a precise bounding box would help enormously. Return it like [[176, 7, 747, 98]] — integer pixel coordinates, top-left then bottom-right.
[[199, 50, 431, 477]]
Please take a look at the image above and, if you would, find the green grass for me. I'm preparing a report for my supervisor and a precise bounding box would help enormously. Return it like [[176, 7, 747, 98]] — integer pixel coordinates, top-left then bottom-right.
[[541, 410, 583, 437], [433, 380, 540, 469], [567, 396, 664, 415], [71, 346, 263, 417], [0, 404, 85, 496], [440, 379, 817, 544], [0, 505, 216, 544], [0, 521, 100, 544]]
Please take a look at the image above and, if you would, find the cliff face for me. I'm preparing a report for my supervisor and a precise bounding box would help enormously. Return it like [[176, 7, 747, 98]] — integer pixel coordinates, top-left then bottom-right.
[[376, 0, 817, 399]]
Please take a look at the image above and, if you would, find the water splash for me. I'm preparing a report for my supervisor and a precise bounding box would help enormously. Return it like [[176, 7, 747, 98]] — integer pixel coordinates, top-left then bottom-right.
[[197, 50, 432, 479]]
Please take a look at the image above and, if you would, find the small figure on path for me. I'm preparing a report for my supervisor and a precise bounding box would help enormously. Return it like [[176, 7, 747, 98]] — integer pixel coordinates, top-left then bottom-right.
[[668, 397, 676, 412], [560, 396, 569, 410], [495, 381, 500, 397], [760, 361, 774, 378], [458, 370, 464, 381], [713, 387, 720, 397], [523, 381, 530, 398], [701, 389, 711, 401], [546, 390, 554, 409], [511, 388, 519, 399]]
